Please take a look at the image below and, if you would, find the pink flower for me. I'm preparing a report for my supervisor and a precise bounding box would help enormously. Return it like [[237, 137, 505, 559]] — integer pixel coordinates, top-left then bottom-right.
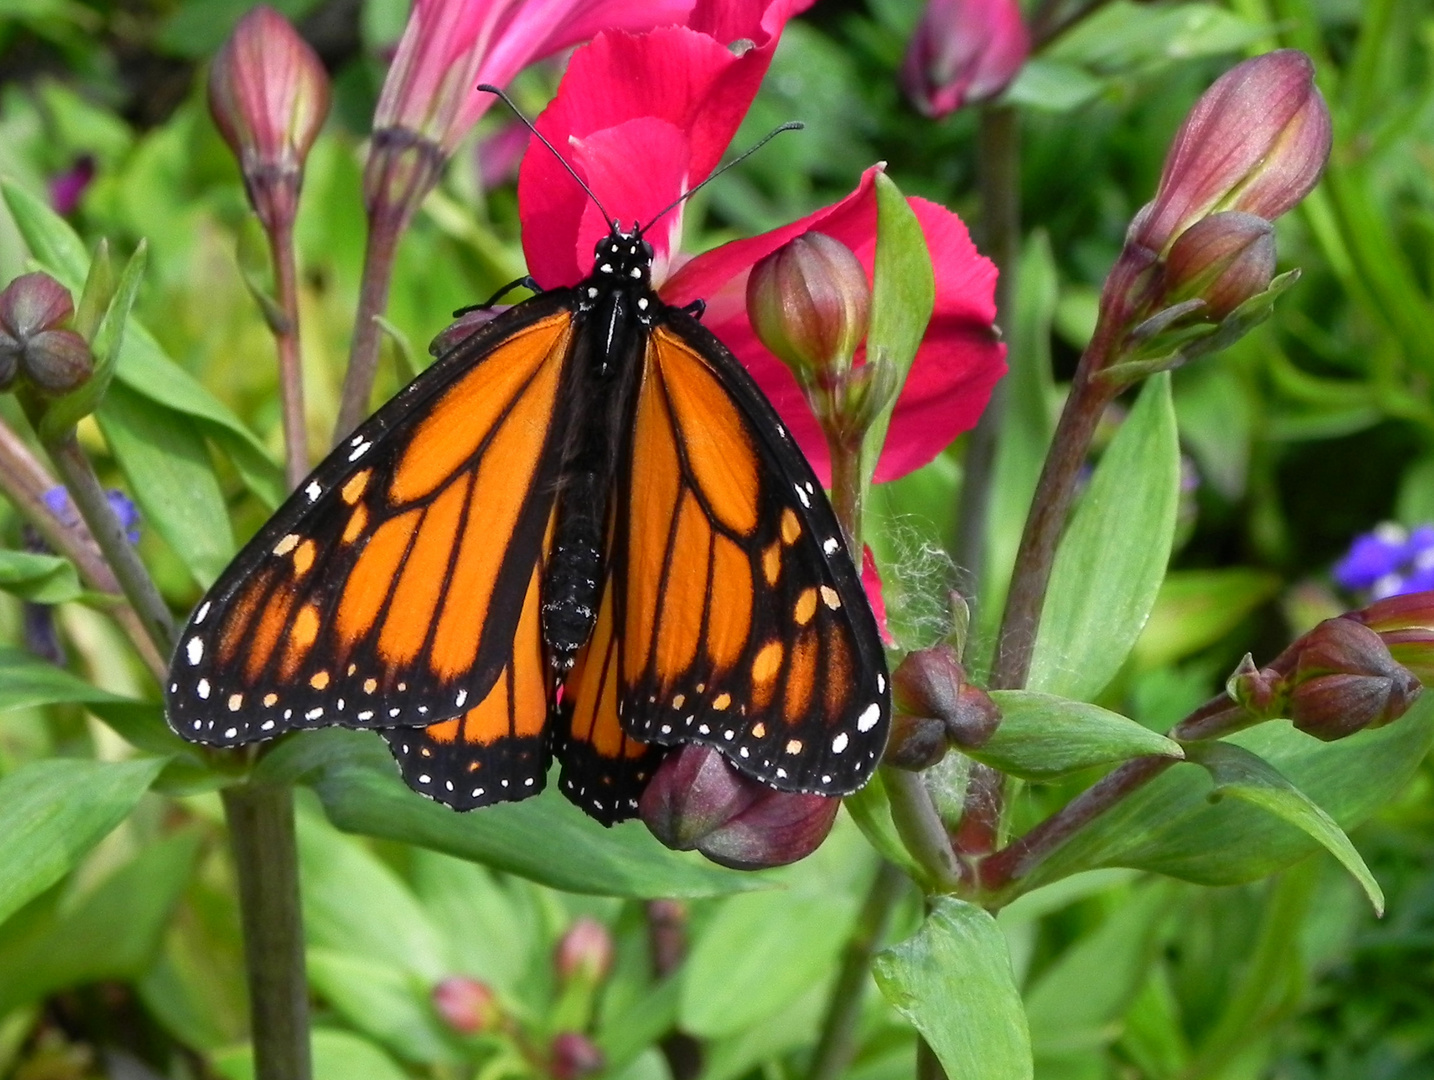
[[900, 0, 1029, 118], [374, 0, 693, 155], [517, 15, 1004, 484]]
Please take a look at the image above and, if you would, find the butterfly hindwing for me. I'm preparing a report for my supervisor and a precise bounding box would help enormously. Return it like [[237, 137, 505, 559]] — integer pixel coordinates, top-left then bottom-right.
[[166, 297, 577, 747], [604, 314, 890, 795], [382, 559, 555, 808]]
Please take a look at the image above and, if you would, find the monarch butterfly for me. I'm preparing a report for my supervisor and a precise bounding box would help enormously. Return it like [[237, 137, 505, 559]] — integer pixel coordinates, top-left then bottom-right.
[[165, 138, 891, 826]]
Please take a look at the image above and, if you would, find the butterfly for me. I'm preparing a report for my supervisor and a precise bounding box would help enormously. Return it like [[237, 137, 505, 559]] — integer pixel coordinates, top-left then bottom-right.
[[164, 214, 891, 825]]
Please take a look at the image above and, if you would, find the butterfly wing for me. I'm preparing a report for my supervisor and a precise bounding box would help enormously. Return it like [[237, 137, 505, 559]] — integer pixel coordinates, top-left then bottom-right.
[[381, 557, 555, 808], [562, 311, 890, 804], [166, 296, 577, 748]]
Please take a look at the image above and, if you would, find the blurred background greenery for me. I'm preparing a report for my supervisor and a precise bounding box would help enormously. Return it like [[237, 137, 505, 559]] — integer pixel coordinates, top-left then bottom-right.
[[4, 0, 1434, 1078]]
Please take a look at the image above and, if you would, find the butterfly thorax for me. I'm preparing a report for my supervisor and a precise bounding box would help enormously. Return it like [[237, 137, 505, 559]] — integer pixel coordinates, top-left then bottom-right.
[[542, 230, 658, 671]]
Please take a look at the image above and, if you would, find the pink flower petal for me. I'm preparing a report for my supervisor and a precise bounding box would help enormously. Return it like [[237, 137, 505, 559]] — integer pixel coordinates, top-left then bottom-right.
[[862, 545, 894, 646], [663, 166, 1004, 483], [519, 0, 809, 285]]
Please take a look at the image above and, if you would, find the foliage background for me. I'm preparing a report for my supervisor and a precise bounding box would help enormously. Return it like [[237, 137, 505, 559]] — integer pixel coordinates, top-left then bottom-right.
[[3, 0, 1434, 1078]]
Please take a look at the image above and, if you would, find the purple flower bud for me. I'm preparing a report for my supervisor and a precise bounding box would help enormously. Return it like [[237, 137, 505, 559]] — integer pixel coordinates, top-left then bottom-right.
[[1348, 591, 1434, 684], [555, 917, 613, 984], [49, 155, 95, 217], [1162, 211, 1276, 320], [900, 0, 1029, 118], [1225, 653, 1284, 719], [208, 6, 331, 231], [549, 1032, 604, 1080], [747, 233, 871, 386], [883, 713, 948, 771], [0, 273, 92, 396], [1130, 50, 1331, 256], [431, 976, 500, 1035], [1286, 618, 1421, 740], [639, 744, 840, 870], [891, 644, 1000, 751]]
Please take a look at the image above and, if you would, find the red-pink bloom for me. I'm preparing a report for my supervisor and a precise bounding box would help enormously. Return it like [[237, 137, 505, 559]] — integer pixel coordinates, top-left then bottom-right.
[[900, 0, 1029, 118], [518, 18, 1004, 484], [1129, 49, 1331, 257], [375, 0, 692, 155]]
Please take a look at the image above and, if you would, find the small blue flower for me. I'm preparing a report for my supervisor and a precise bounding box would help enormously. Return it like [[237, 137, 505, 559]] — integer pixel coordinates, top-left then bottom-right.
[[41, 485, 141, 545], [1334, 522, 1434, 599]]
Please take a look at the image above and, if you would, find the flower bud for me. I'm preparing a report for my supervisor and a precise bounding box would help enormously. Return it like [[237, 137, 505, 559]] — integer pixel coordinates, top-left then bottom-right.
[[639, 744, 840, 870], [555, 917, 613, 985], [1130, 50, 1331, 256], [0, 273, 93, 396], [49, 155, 95, 216], [431, 976, 500, 1035], [900, 0, 1029, 118], [550, 1032, 604, 1080], [209, 6, 330, 231], [1226, 653, 1284, 719], [1345, 591, 1434, 685], [1162, 211, 1276, 320], [1287, 618, 1422, 740], [747, 233, 871, 385], [883, 713, 947, 771], [891, 644, 1000, 751]]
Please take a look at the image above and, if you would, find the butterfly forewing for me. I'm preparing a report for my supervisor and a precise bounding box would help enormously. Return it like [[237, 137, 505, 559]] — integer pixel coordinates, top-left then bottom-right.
[[609, 317, 890, 794], [166, 300, 577, 746]]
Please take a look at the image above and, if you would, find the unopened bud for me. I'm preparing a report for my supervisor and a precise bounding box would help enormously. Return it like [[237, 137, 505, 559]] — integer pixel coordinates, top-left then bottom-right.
[[1226, 653, 1284, 718], [550, 1032, 604, 1080], [639, 744, 840, 870], [748, 233, 871, 385], [883, 713, 947, 770], [0, 273, 93, 396], [555, 917, 613, 985], [1130, 49, 1331, 256], [1348, 591, 1434, 684], [209, 6, 330, 231], [891, 644, 1000, 750], [1287, 618, 1422, 740], [900, 0, 1029, 118], [431, 976, 500, 1035], [1162, 211, 1276, 320]]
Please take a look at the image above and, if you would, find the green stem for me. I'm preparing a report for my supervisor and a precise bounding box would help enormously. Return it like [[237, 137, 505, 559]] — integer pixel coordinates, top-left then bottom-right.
[[806, 862, 908, 1080], [827, 431, 864, 561], [883, 768, 962, 891], [333, 209, 403, 445], [0, 417, 166, 679], [40, 427, 174, 656], [954, 102, 1022, 856], [270, 219, 309, 490], [222, 782, 312, 1080], [989, 321, 1121, 691]]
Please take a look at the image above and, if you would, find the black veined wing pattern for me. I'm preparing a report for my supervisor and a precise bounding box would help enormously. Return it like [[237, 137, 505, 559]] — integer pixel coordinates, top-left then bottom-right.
[[167, 295, 575, 772], [165, 230, 891, 825]]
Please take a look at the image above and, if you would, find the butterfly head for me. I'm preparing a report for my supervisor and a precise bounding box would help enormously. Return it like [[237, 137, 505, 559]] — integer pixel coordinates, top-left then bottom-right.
[[593, 227, 655, 290]]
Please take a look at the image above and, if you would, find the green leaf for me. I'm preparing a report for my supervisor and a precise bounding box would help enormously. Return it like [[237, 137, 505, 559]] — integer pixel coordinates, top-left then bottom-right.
[[971, 692, 1183, 780], [214, 1027, 411, 1080], [267, 729, 758, 898], [1018, 696, 1434, 898], [1182, 741, 1383, 914], [680, 888, 857, 1038], [0, 757, 167, 927], [1133, 569, 1282, 670], [1047, 2, 1267, 73], [1023, 882, 1172, 1058], [0, 830, 199, 1016], [1030, 373, 1179, 701], [97, 381, 236, 587], [0, 646, 190, 758], [306, 949, 457, 1064], [2, 179, 284, 508], [0, 550, 83, 603], [843, 772, 924, 882], [874, 898, 1033, 1080], [859, 171, 935, 494]]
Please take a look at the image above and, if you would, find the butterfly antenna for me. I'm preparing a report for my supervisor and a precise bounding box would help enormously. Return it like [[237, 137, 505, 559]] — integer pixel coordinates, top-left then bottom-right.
[[640, 121, 804, 235], [478, 83, 617, 232]]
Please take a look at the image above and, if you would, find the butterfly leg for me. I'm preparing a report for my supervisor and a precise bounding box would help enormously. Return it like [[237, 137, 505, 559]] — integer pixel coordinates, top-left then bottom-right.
[[454, 277, 544, 317], [681, 299, 706, 320]]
